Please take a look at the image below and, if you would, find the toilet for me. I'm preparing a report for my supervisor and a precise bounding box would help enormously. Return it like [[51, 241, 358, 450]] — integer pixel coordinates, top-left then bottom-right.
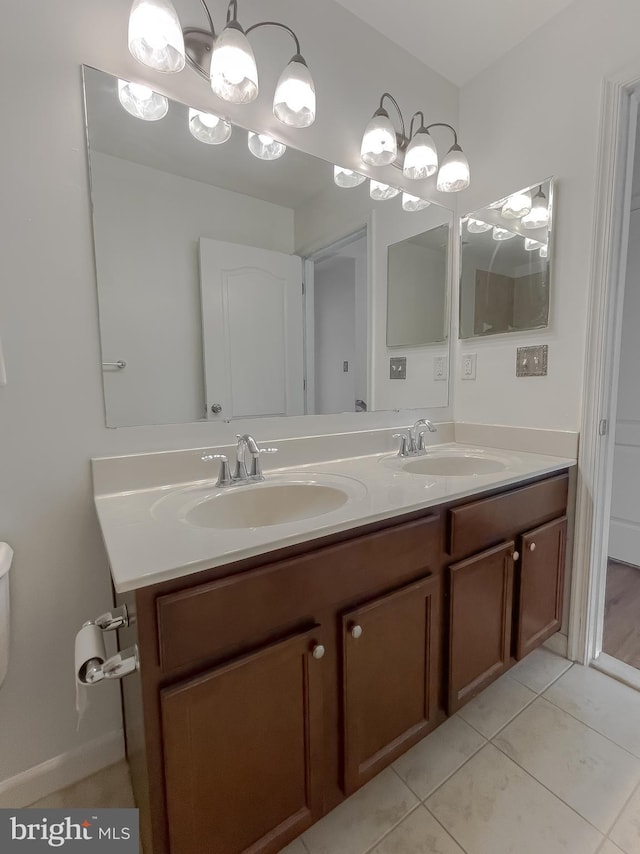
[[0, 542, 13, 688]]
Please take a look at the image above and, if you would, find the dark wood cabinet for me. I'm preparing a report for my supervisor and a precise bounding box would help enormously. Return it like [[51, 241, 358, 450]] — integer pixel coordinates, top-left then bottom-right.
[[515, 516, 567, 660], [448, 542, 515, 713], [161, 627, 325, 854], [341, 574, 440, 794]]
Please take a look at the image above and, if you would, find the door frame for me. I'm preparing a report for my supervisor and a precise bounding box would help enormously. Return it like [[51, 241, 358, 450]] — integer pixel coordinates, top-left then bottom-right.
[[570, 65, 640, 674]]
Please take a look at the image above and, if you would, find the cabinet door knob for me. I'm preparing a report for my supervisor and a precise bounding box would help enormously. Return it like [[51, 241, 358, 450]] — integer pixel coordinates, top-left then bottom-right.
[[312, 644, 325, 660], [529, 542, 536, 552], [513, 551, 520, 561], [350, 624, 363, 640]]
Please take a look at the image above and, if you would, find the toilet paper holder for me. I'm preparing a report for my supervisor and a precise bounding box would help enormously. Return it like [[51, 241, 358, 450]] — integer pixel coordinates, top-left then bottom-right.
[[94, 604, 131, 633], [78, 604, 139, 685]]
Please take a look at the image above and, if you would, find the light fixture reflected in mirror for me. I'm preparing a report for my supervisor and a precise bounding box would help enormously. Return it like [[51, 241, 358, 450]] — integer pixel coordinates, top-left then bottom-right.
[[502, 189, 532, 219], [493, 226, 516, 241], [128, 0, 185, 73], [188, 108, 232, 144], [117, 79, 168, 121], [333, 166, 366, 188], [247, 131, 286, 160], [522, 186, 550, 229], [370, 180, 400, 201], [467, 218, 492, 234], [401, 192, 430, 212]]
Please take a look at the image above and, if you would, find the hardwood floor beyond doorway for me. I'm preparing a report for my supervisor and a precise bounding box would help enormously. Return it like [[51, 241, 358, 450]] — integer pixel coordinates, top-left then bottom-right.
[[603, 559, 640, 669]]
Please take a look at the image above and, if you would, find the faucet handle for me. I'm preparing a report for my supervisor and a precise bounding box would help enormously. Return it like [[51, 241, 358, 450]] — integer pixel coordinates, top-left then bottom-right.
[[392, 432, 411, 458], [249, 447, 278, 480], [202, 452, 233, 487], [416, 430, 431, 453]]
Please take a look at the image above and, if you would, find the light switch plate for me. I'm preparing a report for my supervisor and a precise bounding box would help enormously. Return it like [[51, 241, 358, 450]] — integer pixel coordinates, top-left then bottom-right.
[[390, 357, 407, 380], [516, 345, 548, 377], [433, 355, 448, 381], [461, 353, 477, 381]]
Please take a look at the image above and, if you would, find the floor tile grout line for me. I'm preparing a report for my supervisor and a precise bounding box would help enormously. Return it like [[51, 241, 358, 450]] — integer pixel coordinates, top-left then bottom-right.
[[358, 801, 423, 854], [412, 734, 488, 804], [604, 773, 640, 842], [508, 660, 573, 697], [459, 685, 539, 741], [422, 801, 472, 854], [489, 737, 611, 839]]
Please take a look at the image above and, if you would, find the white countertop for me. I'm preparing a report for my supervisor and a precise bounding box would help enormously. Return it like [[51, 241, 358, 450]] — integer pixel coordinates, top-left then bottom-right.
[[94, 442, 575, 594]]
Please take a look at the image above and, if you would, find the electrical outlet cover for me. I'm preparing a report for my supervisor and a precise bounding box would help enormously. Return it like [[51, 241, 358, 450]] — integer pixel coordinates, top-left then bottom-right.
[[461, 353, 477, 380], [433, 355, 448, 381]]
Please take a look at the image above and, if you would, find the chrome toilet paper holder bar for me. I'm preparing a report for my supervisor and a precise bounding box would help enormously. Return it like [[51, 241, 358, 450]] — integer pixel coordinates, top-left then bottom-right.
[[82, 645, 139, 685]]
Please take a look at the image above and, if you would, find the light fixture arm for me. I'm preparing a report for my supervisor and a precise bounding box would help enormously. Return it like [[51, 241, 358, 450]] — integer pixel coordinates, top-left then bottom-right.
[[226, 0, 239, 24], [379, 93, 406, 143], [408, 111, 426, 139], [245, 21, 302, 56], [425, 122, 459, 147], [199, 0, 215, 36]]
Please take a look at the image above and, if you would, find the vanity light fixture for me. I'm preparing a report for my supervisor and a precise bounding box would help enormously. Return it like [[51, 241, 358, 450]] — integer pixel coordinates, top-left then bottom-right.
[[127, 0, 316, 127], [524, 237, 544, 251], [188, 108, 232, 144], [466, 218, 492, 234], [401, 192, 431, 212], [333, 166, 367, 188], [360, 94, 469, 192], [117, 79, 168, 121], [493, 226, 516, 241], [370, 180, 401, 201], [248, 131, 286, 161], [501, 189, 532, 219], [522, 185, 550, 229]]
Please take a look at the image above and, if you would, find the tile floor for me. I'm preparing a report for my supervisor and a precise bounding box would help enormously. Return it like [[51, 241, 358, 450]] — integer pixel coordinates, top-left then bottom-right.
[[29, 648, 640, 854]]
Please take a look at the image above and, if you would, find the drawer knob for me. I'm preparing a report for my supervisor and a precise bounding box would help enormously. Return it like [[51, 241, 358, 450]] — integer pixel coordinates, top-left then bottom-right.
[[312, 644, 325, 660], [351, 624, 363, 640], [529, 542, 536, 552], [513, 551, 520, 561]]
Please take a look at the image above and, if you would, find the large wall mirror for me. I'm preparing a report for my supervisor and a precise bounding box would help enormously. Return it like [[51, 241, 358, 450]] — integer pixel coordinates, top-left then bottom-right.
[[460, 178, 554, 339], [83, 67, 454, 427]]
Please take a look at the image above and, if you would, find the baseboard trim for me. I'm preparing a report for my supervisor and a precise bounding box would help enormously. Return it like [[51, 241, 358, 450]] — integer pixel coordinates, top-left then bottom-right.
[[544, 632, 569, 658], [0, 730, 125, 808]]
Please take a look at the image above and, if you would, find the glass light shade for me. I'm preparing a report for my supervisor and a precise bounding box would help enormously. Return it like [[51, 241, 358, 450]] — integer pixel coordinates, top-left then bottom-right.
[[436, 144, 470, 192], [128, 0, 185, 73], [248, 132, 286, 161], [370, 180, 400, 201], [467, 218, 492, 234], [493, 226, 516, 241], [402, 192, 431, 212], [188, 109, 232, 144], [524, 237, 544, 251], [210, 24, 258, 104], [522, 188, 550, 229], [403, 129, 438, 179], [117, 79, 168, 121], [501, 189, 532, 219], [540, 244, 549, 259], [273, 56, 316, 128], [333, 166, 366, 188], [361, 109, 397, 166]]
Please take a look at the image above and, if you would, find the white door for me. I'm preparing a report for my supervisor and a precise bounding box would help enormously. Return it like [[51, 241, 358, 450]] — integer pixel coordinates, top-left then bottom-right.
[[200, 238, 304, 420]]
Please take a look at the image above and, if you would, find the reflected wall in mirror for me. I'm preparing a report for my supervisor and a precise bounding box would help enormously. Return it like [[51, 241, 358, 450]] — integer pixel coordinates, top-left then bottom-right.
[[83, 67, 453, 427], [459, 178, 554, 339], [387, 224, 449, 347]]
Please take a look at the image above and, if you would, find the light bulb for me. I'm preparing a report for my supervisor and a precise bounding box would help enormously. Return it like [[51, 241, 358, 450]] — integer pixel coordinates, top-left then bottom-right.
[[118, 79, 168, 121], [403, 128, 438, 179], [188, 109, 232, 145], [334, 166, 366, 188], [248, 131, 286, 161], [502, 189, 532, 219], [524, 237, 544, 251], [402, 192, 430, 212], [210, 24, 258, 104], [493, 226, 516, 241], [467, 218, 492, 233], [436, 144, 470, 192], [273, 56, 316, 128], [361, 108, 397, 166], [370, 180, 400, 201], [522, 187, 550, 229], [128, 0, 185, 73], [540, 244, 549, 259]]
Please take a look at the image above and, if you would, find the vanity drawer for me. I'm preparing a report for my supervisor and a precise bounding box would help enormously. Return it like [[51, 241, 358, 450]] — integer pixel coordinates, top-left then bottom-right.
[[156, 513, 441, 674], [447, 473, 568, 559]]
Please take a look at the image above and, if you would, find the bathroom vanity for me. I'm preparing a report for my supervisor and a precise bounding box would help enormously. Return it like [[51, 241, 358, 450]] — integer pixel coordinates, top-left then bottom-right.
[[93, 441, 573, 854]]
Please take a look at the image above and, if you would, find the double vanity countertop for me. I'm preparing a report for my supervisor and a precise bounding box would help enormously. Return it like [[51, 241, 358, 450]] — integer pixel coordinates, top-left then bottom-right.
[[93, 439, 576, 594]]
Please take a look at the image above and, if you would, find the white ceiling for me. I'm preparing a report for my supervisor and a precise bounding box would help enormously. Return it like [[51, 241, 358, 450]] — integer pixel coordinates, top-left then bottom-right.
[[333, 0, 575, 86]]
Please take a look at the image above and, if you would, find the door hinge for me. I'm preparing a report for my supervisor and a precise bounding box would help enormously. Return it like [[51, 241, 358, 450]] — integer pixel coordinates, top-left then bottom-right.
[[598, 419, 608, 437]]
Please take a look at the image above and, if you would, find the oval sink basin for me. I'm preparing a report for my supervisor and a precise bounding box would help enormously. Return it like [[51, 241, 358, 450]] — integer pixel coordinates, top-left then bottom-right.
[[401, 455, 508, 477], [186, 482, 350, 529]]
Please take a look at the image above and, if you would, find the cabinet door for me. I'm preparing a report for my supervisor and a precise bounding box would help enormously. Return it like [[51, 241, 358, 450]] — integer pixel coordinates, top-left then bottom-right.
[[448, 542, 515, 713], [342, 574, 441, 794], [161, 627, 324, 854], [515, 516, 567, 660]]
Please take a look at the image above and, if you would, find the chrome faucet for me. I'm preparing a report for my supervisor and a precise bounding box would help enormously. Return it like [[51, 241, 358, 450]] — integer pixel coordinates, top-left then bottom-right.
[[202, 434, 278, 487], [393, 419, 438, 458]]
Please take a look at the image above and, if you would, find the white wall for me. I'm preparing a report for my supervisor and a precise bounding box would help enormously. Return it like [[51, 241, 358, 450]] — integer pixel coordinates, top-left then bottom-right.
[[0, 0, 458, 795], [455, 0, 640, 431], [610, 207, 640, 564], [92, 153, 294, 427]]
